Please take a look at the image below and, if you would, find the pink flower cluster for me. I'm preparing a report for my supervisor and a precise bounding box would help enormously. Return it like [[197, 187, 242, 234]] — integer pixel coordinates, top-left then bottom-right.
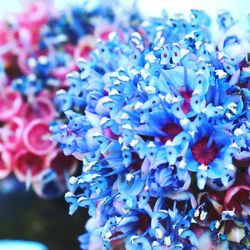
[[0, 0, 126, 197], [0, 1, 78, 197], [0, 87, 77, 196]]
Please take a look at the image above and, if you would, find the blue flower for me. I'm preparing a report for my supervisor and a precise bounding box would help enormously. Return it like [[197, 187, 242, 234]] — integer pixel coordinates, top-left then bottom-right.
[[58, 9, 250, 250]]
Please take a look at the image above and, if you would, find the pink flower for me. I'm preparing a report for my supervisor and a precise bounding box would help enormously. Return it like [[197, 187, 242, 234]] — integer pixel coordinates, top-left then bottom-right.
[[0, 116, 24, 151], [0, 89, 23, 121], [23, 119, 56, 156], [0, 144, 12, 179], [13, 149, 47, 182], [20, 95, 55, 123]]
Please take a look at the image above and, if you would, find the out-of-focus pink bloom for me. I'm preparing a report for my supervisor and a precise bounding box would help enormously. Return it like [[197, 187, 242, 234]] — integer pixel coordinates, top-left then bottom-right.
[[0, 89, 22, 121], [94, 23, 124, 42], [23, 119, 56, 156], [0, 116, 24, 151], [50, 60, 76, 81], [74, 36, 95, 60], [20, 95, 56, 123], [46, 149, 78, 176], [16, 1, 52, 49], [13, 149, 47, 182], [0, 144, 12, 179]]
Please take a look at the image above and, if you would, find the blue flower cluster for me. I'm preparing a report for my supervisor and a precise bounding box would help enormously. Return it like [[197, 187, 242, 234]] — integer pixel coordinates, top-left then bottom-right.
[[52, 10, 250, 250]]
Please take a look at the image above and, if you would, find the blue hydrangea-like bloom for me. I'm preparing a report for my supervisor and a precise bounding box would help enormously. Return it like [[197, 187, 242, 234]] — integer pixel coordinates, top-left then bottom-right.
[[52, 10, 250, 250]]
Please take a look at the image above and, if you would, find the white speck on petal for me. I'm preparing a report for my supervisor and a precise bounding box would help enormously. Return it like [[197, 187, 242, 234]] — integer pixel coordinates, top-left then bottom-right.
[[165, 93, 173, 103], [120, 113, 129, 120], [147, 141, 156, 147], [155, 228, 164, 239], [100, 117, 110, 125], [234, 128, 244, 136], [130, 139, 139, 147], [122, 124, 132, 130], [126, 173, 134, 182], [178, 228, 185, 235], [134, 102, 143, 110], [164, 236, 171, 246], [200, 210, 208, 221], [69, 176, 78, 185], [226, 164, 235, 171], [198, 164, 208, 171], [145, 85, 156, 94], [215, 69, 227, 79], [104, 230, 112, 240]]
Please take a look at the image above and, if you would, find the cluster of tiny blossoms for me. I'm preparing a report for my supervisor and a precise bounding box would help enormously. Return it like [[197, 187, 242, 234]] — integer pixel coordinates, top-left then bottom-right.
[[52, 10, 250, 250], [0, 0, 128, 197]]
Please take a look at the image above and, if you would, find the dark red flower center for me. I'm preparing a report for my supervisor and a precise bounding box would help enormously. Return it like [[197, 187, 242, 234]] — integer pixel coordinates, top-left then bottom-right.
[[227, 189, 250, 214], [51, 152, 76, 175], [180, 90, 192, 114], [191, 137, 219, 165], [160, 122, 183, 143]]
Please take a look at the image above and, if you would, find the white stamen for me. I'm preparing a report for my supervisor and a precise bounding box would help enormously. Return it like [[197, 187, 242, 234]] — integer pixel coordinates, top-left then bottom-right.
[[215, 69, 227, 79], [118, 137, 123, 144], [147, 141, 156, 148], [134, 102, 143, 110], [191, 218, 197, 223], [194, 209, 200, 217], [115, 216, 122, 224], [38, 55, 48, 65], [195, 41, 202, 49], [192, 89, 200, 95], [145, 53, 156, 63], [180, 118, 189, 126], [141, 69, 150, 79], [109, 89, 119, 96], [215, 220, 220, 229], [234, 128, 244, 136], [145, 86, 156, 94], [122, 124, 132, 130], [200, 210, 208, 221], [198, 164, 208, 171], [165, 93, 173, 103], [69, 176, 78, 185], [164, 236, 171, 246], [155, 228, 164, 239], [225, 113, 232, 119], [178, 228, 185, 235], [152, 241, 159, 247], [113, 79, 121, 85], [126, 173, 134, 182], [130, 236, 139, 243], [120, 113, 129, 120], [122, 145, 129, 151], [100, 117, 109, 125], [104, 231, 112, 240], [130, 139, 139, 147], [27, 57, 37, 68], [27, 74, 36, 81], [172, 96, 180, 103], [165, 140, 173, 146], [226, 164, 235, 171], [178, 160, 186, 169]]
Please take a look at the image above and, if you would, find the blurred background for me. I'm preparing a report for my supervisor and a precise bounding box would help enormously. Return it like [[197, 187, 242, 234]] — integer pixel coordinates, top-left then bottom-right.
[[0, 1, 249, 250], [0, 184, 87, 250]]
